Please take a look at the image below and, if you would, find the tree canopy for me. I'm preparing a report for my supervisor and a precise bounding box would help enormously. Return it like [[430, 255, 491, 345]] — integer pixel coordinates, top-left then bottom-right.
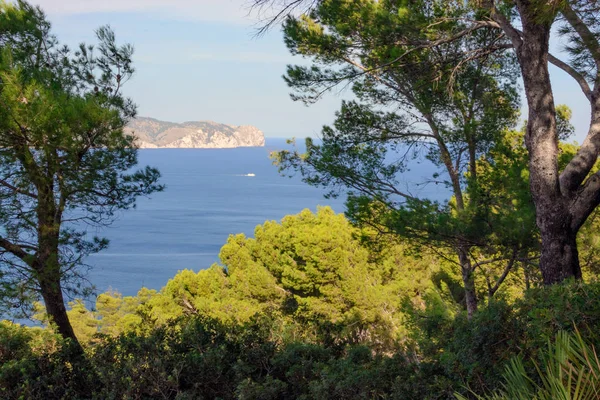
[[270, 0, 538, 317], [59, 208, 438, 351], [251, 0, 600, 288], [0, 1, 163, 345]]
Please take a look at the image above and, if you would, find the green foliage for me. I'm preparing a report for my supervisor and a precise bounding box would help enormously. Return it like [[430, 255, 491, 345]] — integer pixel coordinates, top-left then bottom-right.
[[473, 131, 536, 250], [40, 208, 432, 349], [0, 0, 163, 341], [87, 316, 276, 399], [141, 207, 434, 350], [272, 0, 536, 319], [66, 299, 98, 344], [95, 288, 156, 335], [0, 315, 441, 400], [514, 280, 600, 353], [63, 289, 159, 343], [402, 280, 600, 398], [5, 280, 600, 399], [237, 343, 429, 400], [0, 320, 96, 399], [458, 330, 600, 400]]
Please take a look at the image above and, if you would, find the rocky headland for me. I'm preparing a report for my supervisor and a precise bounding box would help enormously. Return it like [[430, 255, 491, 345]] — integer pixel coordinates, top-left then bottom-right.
[[127, 117, 265, 148]]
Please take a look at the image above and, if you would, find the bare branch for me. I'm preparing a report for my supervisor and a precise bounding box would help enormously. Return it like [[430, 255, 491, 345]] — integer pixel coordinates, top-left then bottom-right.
[[250, 0, 318, 36]]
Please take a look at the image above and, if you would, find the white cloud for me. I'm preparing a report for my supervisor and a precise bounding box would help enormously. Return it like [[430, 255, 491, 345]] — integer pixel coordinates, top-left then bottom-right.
[[29, 0, 260, 24]]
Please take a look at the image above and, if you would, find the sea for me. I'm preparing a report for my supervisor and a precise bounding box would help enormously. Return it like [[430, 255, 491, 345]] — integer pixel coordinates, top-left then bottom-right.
[[83, 138, 442, 297]]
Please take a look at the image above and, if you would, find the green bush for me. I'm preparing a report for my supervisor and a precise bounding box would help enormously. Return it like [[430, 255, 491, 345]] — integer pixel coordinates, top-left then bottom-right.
[[458, 330, 600, 400], [4, 281, 600, 399], [515, 280, 600, 352], [0, 321, 97, 399]]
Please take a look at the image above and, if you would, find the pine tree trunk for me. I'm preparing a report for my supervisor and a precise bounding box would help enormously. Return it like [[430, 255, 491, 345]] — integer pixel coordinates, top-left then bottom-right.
[[516, 7, 583, 285], [39, 266, 93, 392], [39, 273, 79, 344], [35, 219, 81, 349], [539, 222, 581, 284], [458, 247, 477, 319]]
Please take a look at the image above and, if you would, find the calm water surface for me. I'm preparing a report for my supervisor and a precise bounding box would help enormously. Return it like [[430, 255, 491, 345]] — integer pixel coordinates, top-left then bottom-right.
[[84, 139, 441, 296]]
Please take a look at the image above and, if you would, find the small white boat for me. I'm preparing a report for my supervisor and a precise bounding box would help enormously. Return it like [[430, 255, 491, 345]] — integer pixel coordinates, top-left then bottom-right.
[[246, 173, 256, 177]]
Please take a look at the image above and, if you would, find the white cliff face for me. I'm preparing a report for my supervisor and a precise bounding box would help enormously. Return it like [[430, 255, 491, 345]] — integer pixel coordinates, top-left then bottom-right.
[[127, 117, 265, 149], [136, 141, 159, 149]]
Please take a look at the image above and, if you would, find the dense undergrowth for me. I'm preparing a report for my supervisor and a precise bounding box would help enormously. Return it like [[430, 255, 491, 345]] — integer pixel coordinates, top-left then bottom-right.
[[3, 208, 600, 399], [3, 280, 600, 399]]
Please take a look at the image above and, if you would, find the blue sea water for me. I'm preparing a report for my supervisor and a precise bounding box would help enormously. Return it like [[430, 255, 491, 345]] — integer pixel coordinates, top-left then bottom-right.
[[83, 138, 442, 297]]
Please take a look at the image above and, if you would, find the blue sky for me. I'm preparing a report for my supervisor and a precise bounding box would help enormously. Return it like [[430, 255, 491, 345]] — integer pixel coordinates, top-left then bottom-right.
[[30, 0, 592, 140], [31, 0, 342, 138]]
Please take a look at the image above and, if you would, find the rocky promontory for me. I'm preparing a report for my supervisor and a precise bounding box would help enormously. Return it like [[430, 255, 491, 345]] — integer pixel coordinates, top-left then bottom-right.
[[127, 117, 265, 148]]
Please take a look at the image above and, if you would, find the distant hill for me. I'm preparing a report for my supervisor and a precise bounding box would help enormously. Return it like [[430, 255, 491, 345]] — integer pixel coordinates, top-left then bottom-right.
[[126, 117, 265, 148]]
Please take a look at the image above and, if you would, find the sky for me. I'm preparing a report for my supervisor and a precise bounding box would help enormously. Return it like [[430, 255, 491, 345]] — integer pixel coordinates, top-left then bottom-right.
[[27, 0, 593, 140]]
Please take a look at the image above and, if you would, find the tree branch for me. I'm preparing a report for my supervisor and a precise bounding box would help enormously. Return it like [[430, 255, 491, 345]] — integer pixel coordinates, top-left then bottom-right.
[[481, 2, 523, 50], [477, 20, 593, 101], [488, 247, 518, 298], [561, 2, 600, 71], [570, 170, 600, 231], [560, 112, 600, 195], [0, 236, 32, 263], [251, 0, 318, 36], [0, 179, 38, 199], [548, 53, 592, 101]]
